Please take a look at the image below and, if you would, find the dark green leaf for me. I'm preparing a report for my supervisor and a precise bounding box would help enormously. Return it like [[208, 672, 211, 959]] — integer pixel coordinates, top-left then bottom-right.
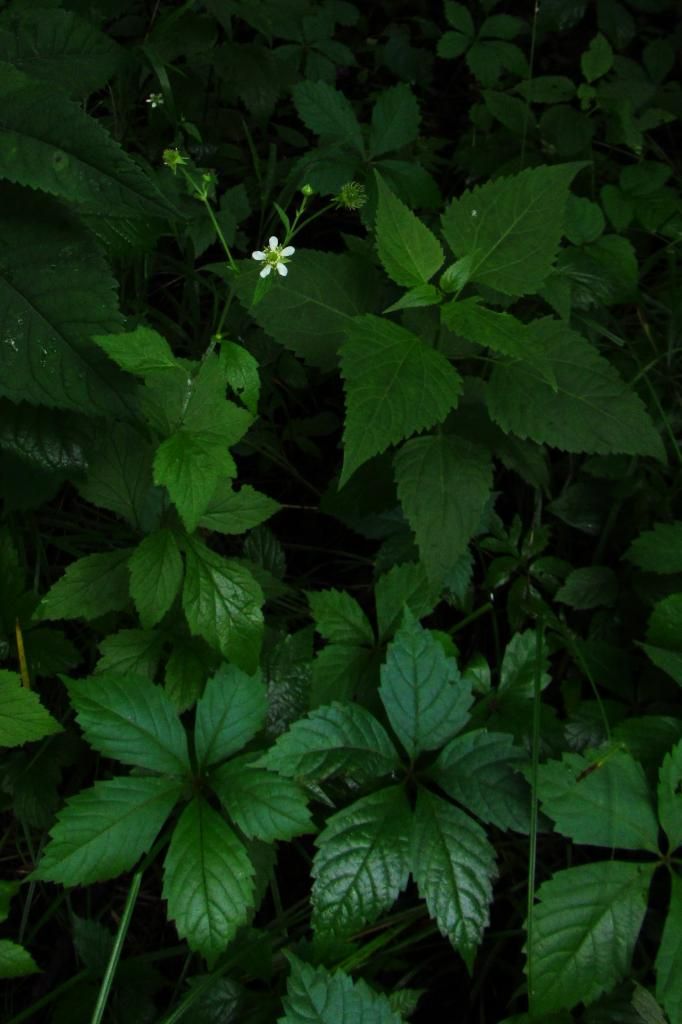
[[658, 741, 682, 852], [374, 172, 444, 288], [194, 663, 267, 770], [655, 873, 682, 1022], [212, 756, 313, 842], [128, 530, 183, 630], [279, 954, 403, 1024], [625, 523, 682, 575], [199, 482, 281, 535], [0, 669, 62, 747], [35, 548, 132, 622], [307, 589, 375, 647]]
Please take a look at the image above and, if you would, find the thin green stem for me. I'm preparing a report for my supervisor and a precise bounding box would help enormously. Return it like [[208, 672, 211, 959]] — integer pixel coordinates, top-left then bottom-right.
[[90, 868, 143, 1024], [525, 617, 544, 1017]]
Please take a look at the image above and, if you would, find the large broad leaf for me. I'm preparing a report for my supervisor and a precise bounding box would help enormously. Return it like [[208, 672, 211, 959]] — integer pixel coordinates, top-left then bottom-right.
[[0, 400, 88, 473], [374, 172, 444, 288], [279, 954, 403, 1024], [0, 669, 62, 747], [163, 796, 254, 965], [485, 319, 664, 460], [339, 315, 463, 486], [625, 522, 682, 575], [411, 788, 497, 968], [0, 186, 134, 417], [440, 163, 583, 296], [394, 433, 492, 581], [257, 702, 399, 784], [379, 609, 472, 758], [369, 83, 420, 158], [211, 756, 313, 842], [0, 63, 177, 218], [537, 748, 660, 852], [128, 529, 183, 630], [35, 548, 133, 622], [67, 674, 189, 776], [153, 429, 235, 533], [199, 482, 280, 535], [658, 740, 682, 853], [194, 663, 267, 770], [182, 536, 263, 674], [32, 776, 181, 885], [292, 80, 364, 153], [656, 872, 682, 1023], [429, 729, 531, 833], [77, 424, 161, 532], [527, 860, 654, 1015], [311, 785, 412, 939], [307, 588, 375, 647]]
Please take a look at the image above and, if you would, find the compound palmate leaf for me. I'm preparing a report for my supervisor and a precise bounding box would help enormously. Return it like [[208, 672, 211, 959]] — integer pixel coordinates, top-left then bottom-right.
[[374, 172, 444, 288], [656, 872, 682, 1023], [35, 548, 133, 622], [0, 669, 62, 747], [128, 529, 183, 630], [279, 954, 403, 1024], [311, 785, 412, 939], [212, 756, 313, 843], [339, 315, 463, 486], [32, 776, 182, 886], [527, 860, 654, 1015], [194, 663, 267, 770]]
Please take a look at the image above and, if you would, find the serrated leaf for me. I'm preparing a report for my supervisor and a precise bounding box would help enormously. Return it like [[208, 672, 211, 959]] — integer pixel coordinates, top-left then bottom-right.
[[383, 283, 441, 314], [0, 400, 88, 473], [311, 643, 379, 708], [369, 83, 420, 158], [0, 63, 177, 217], [312, 785, 412, 938], [655, 873, 682, 1023], [128, 529, 183, 630], [486, 319, 664, 460], [219, 339, 260, 414], [537, 749, 659, 852], [93, 326, 179, 376], [292, 80, 364, 153], [499, 630, 550, 697], [374, 172, 444, 288], [307, 589, 375, 647], [182, 536, 263, 673], [258, 702, 399, 783], [441, 164, 583, 296], [163, 796, 254, 965], [0, 939, 40, 978], [339, 314, 463, 486], [33, 776, 181, 885], [164, 636, 211, 712], [379, 610, 472, 757], [67, 674, 189, 776], [430, 729, 531, 832], [35, 548, 132, 622], [0, 669, 62, 747], [647, 595, 682, 652], [555, 567, 618, 609], [76, 423, 160, 531], [658, 741, 682, 852], [96, 628, 163, 679], [411, 788, 496, 966], [394, 433, 492, 581], [199, 481, 280, 535], [527, 861, 653, 1015], [212, 756, 313, 842], [375, 561, 440, 642], [625, 522, 682, 575], [581, 33, 613, 84], [194, 663, 267, 770], [279, 954, 403, 1024], [153, 431, 235, 533]]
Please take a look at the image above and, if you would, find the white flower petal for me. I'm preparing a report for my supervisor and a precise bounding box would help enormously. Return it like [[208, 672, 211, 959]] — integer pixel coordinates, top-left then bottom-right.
[[252, 251, 266, 260], [276, 263, 288, 276], [260, 266, 271, 278], [268, 236, 279, 250], [281, 246, 295, 256]]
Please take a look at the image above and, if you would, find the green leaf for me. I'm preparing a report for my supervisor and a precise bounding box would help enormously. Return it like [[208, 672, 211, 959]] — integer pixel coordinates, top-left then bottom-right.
[[383, 283, 442, 314], [658, 741, 682, 852], [375, 561, 440, 642], [292, 80, 364, 153], [0, 185, 133, 417], [0, 880, 18, 922], [485, 319, 664, 460], [379, 610, 472, 757], [212, 756, 313, 842], [411, 788, 496, 967], [312, 785, 412, 938], [0, 939, 40, 979], [164, 637, 211, 712], [93, 326, 179, 376], [444, 2, 475, 36], [640, 644, 682, 688], [440, 163, 584, 296], [182, 536, 264, 674], [76, 423, 160, 531], [219, 339, 260, 414], [537, 748, 660, 852], [194, 663, 267, 770], [311, 643, 379, 708], [0, 63, 177, 217], [339, 315, 463, 486], [655, 873, 682, 1023], [96, 628, 163, 680], [128, 529, 183, 630], [581, 33, 613, 83], [35, 548, 132, 622], [67, 674, 189, 776], [555, 567, 618, 609], [499, 630, 551, 698], [199, 482, 280, 535], [0, 400, 88, 473], [153, 430, 234, 533], [374, 172, 444, 288], [279, 954, 403, 1024], [0, 669, 62, 747], [307, 589, 375, 647], [430, 729, 531, 833], [394, 433, 492, 581], [33, 776, 181, 885], [647, 595, 682, 652], [258, 702, 399, 784], [625, 522, 682, 575], [369, 83, 420, 158], [527, 861, 654, 1015]]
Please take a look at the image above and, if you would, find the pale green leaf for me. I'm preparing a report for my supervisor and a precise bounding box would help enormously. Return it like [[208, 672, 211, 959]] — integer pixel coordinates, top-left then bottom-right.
[[163, 796, 254, 965], [312, 785, 412, 938], [199, 481, 280, 535], [0, 669, 62, 747], [655, 873, 682, 1023], [339, 314, 463, 486], [67, 673, 189, 776], [658, 741, 682, 852], [212, 756, 313, 842], [527, 861, 653, 1015], [411, 788, 496, 966], [375, 172, 444, 288], [394, 433, 492, 581], [441, 164, 584, 296], [194, 662, 267, 770], [374, 561, 440, 642], [182, 537, 264, 673], [33, 776, 181, 885], [0, 939, 40, 978], [625, 522, 682, 575], [35, 548, 132, 622], [369, 83, 420, 158], [307, 588, 375, 647], [93, 326, 179, 376], [128, 529, 183, 630], [279, 954, 403, 1024], [379, 610, 472, 757], [153, 430, 235, 533], [292, 80, 364, 153]]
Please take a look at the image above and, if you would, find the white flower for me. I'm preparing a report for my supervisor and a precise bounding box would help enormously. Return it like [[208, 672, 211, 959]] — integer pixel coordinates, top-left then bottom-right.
[[146, 92, 164, 108], [251, 236, 295, 278]]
